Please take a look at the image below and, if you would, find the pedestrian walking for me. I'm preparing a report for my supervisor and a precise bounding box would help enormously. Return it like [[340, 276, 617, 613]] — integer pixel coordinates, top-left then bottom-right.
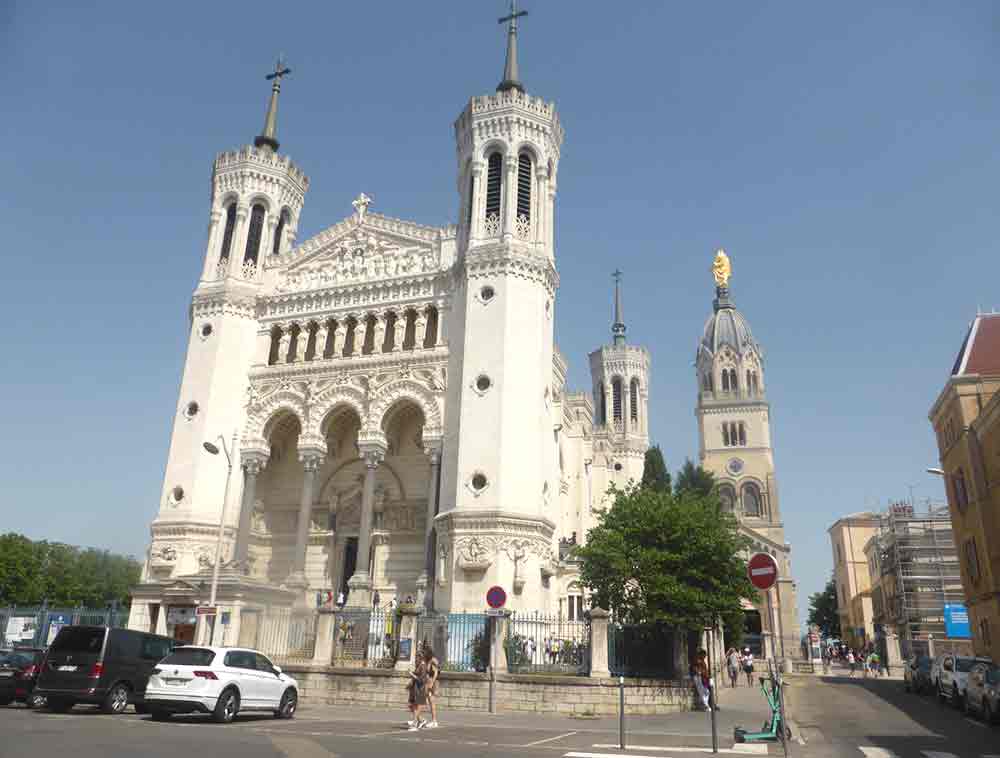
[[742, 648, 755, 687], [422, 644, 441, 729], [336, 590, 345, 608], [726, 647, 741, 688], [847, 649, 856, 677], [406, 657, 428, 730]]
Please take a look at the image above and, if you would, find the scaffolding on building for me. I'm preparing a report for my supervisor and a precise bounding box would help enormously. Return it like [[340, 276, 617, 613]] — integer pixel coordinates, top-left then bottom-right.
[[869, 501, 967, 653]]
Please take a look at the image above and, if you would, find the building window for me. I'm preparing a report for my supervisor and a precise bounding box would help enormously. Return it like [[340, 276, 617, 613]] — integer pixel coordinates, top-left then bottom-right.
[[566, 588, 584, 621], [516, 152, 532, 222], [722, 424, 730, 447], [484, 152, 503, 226], [612, 378, 623, 424], [630, 379, 639, 424], [738, 422, 746, 446], [719, 484, 736, 511], [742, 482, 762, 517], [219, 202, 237, 261], [597, 381, 606, 425], [964, 538, 981, 584], [722, 369, 730, 392], [244, 203, 266, 264], [952, 468, 969, 512], [273, 209, 289, 255]]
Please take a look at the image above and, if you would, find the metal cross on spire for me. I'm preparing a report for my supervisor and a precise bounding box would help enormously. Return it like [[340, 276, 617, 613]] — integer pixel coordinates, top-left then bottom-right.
[[612, 270, 626, 346], [255, 56, 292, 152], [497, 1, 527, 93]]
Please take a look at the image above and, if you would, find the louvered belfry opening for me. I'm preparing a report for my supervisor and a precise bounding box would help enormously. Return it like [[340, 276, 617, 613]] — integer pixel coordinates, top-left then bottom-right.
[[630, 379, 639, 424], [219, 203, 237, 261], [273, 209, 288, 255], [612, 378, 623, 423], [517, 153, 532, 220], [244, 203, 266, 264], [485, 153, 503, 219]]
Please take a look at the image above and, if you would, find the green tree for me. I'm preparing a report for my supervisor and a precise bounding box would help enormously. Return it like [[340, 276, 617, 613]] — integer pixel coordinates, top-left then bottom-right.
[[576, 484, 754, 630], [674, 459, 716, 498], [807, 576, 841, 638], [640, 445, 671, 493]]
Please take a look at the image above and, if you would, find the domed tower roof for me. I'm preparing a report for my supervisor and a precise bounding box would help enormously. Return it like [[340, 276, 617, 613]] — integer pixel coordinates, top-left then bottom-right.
[[696, 249, 763, 365]]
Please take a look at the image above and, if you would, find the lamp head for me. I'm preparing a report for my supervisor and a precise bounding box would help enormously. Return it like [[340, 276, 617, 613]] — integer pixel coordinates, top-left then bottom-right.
[[926, 467, 945, 476], [203, 442, 220, 455]]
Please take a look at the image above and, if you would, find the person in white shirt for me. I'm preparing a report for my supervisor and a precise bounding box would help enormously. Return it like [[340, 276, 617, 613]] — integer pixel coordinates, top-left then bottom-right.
[[742, 648, 755, 687]]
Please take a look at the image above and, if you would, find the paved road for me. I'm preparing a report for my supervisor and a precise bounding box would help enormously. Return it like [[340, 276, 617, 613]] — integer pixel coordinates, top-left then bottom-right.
[[788, 673, 1000, 758], [0, 686, 779, 758]]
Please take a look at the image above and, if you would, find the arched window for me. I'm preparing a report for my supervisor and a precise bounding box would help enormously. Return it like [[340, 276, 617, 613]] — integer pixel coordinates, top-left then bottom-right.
[[728, 369, 738, 393], [721, 369, 730, 392], [742, 483, 761, 517], [343, 317, 357, 357], [719, 484, 736, 512], [484, 152, 503, 229], [244, 203, 266, 264], [272, 209, 289, 255], [402, 310, 417, 350], [739, 422, 746, 446], [723, 424, 731, 447], [630, 379, 639, 425], [517, 152, 532, 222], [597, 382, 606, 425], [612, 378, 623, 424], [219, 202, 237, 261]]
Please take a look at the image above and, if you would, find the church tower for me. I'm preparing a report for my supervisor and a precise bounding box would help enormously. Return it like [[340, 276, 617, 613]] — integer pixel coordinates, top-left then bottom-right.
[[696, 249, 800, 658], [588, 272, 651, 499], [147, 62, 309, 579], [438, 3, 565, 611]]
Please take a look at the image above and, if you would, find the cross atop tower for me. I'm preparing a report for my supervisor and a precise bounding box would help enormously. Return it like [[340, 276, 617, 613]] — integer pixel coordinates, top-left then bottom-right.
[[255, 56, 292, 153], [497, 1, 528, 93]]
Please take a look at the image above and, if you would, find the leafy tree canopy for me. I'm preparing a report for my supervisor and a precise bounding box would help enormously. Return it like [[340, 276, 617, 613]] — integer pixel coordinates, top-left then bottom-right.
[[674, 458, 716, 498], [640, 446, 671, 493], [576, 483, 754, 630], [807, 575, 841, 638], [0, 533, 141, 607]]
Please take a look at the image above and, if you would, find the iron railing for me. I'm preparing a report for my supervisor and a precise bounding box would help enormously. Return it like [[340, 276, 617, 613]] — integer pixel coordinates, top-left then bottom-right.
[[333, 608, 396, 668], [505, 611, 590, 675], [608, 622, 677, 679], [250, 608, 318, 666], [416, 612, 489, 672], [0, 605, 129, 648]]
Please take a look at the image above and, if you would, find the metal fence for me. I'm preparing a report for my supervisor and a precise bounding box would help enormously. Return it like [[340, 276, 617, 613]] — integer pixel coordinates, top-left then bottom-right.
[[506, 611, 590, 675], [0, 606, 130, 648], [332, 608, 396, 668], [416, 612, 489, 672], [608, 622, 677, 679], [246, 607, 318, 666]]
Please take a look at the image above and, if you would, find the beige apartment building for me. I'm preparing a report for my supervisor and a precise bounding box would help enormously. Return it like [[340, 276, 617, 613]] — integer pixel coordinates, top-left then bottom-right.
[[929, 312, 1000, 662], [828, 513, 879, 649]]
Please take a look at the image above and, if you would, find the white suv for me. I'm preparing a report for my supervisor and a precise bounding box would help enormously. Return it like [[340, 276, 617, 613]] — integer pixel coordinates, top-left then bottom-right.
[[144, 646, 298, 723], [937, 654, 993, 709]]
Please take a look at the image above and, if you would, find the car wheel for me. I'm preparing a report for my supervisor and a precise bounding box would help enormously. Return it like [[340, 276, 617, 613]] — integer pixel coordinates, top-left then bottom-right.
[[27, 694, 46, 709], [275, 688, 297, 719], [46, 698, 74, 713], [150, 708, 171, 721], [212, 688, 239, 724], [102, 683, 130, 715]]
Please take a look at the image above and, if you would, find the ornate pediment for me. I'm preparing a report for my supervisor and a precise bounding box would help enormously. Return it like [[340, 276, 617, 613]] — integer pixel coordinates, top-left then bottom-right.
[[274, 217, 443, 294]]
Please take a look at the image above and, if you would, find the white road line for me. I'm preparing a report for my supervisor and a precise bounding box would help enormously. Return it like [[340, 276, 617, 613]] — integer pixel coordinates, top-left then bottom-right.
[[524, 731, 578, 746], [859, 749, 897, 758], [592, 745, 765, 754], [920, 752, 959, 758]]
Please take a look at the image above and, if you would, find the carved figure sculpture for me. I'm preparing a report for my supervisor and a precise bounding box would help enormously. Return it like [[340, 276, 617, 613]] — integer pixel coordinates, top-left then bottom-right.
[[712, 248, 731, 287]]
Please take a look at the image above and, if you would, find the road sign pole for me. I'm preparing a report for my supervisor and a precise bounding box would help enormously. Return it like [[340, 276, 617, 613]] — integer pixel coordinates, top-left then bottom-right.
[[489, 616, 497, 714]]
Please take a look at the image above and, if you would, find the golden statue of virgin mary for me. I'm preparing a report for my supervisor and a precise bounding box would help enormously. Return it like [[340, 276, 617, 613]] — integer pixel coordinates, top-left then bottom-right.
[[712, 248, 731, 287]]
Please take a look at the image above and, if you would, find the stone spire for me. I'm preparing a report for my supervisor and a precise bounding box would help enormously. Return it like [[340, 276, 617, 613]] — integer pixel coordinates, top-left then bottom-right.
[[255, 57, 291, 153], [612, 269, 626, 346], [497, 1, 527, 93]]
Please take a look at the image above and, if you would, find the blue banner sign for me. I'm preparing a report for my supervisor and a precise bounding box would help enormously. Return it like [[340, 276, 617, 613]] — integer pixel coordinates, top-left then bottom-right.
[[944, 603, 971, 638]]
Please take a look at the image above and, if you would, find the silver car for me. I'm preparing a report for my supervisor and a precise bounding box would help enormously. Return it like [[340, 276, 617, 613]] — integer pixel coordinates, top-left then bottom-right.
[[964, 661, 999, 724]]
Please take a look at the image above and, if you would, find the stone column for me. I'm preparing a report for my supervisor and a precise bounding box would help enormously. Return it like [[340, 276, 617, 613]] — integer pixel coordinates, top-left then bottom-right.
[[201, 209, 223, 281], [394, 604, 422, 671], [414, 313, 427, 349], [228, 203, 250, 278], [416, 447, 441, 607], [535, 167, 548, 247], [392, 311, 405, 352], [287, 450, 325, 589], [469, 161, 484, 243], [232, 456, 266, 570], [261, 216, 277, 264], [347, 447, 384, 607], [313, 323, 328, 360], [588, 608, 610, 678], [313, 609, 336, 665], [436, 304, 448, 348], [502, 155, 518, 240]]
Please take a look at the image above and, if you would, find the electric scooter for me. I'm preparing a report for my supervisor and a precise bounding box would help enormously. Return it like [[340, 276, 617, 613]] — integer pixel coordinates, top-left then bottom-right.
[[734, 673, 792, 743]]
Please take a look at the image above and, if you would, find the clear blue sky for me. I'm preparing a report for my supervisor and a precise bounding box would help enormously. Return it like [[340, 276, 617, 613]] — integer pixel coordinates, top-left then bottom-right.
[[3, 2, 997, 624]]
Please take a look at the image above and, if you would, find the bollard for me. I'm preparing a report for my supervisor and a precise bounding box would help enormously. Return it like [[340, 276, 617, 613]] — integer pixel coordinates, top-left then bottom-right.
[[619, 675, 625, 750]]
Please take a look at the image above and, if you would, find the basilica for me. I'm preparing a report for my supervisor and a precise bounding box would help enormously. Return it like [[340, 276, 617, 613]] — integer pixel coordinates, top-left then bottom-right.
[[127, 12, 798, 658]]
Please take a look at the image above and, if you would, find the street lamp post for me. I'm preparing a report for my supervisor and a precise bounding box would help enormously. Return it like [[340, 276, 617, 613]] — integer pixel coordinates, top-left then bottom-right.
[[202, 430, 238, 645]]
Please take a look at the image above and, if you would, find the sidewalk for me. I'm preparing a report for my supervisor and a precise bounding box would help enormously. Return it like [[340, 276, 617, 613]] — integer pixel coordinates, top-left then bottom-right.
[[293, 681, 781, 751]]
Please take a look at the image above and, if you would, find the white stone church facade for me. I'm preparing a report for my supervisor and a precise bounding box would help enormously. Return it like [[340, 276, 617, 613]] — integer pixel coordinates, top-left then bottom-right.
[[128, 32, 653, 640]]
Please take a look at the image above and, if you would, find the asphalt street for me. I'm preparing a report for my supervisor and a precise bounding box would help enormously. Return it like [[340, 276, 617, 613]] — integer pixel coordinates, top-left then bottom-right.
[[788, 672, 1000, 758], [0, 687, 778, 758]]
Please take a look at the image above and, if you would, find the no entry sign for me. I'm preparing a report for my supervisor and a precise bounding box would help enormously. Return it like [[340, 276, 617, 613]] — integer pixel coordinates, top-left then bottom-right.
[[747, 552, 779, 591], [486, 585, 507, 609]]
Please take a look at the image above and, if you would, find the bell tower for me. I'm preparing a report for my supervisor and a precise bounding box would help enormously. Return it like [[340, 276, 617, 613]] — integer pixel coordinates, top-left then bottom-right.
[[438, 3, 564, 611], [148, 61, 309, 579]]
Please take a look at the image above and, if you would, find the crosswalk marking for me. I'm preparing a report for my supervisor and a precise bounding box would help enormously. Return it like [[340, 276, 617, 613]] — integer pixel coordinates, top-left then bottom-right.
[[590, 745, 767, 755], [859, 749, 896, 758]]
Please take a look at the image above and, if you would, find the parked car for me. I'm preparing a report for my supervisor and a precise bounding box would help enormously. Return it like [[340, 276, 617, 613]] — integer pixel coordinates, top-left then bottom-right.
[[964, 661, 1000, 724], [903, 655, 933, 694], [143, 646, 298, 723], [34, 626, 176, 714], [0, 648, 46, 707], [937, 654, 993, 708], [930, 655, 944, 692]]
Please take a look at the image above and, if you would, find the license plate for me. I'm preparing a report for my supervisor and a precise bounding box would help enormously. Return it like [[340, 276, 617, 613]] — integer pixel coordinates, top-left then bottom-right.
[[57, 665, 77, 671], [165, 679, 187, 686]]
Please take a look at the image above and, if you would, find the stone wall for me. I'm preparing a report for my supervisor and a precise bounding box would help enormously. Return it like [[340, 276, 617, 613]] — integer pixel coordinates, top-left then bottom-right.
[[285, 665, 692, 715]]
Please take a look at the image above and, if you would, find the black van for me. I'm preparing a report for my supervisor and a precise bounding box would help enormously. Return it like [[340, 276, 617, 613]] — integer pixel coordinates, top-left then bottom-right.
[[34, 626, 176, 713]]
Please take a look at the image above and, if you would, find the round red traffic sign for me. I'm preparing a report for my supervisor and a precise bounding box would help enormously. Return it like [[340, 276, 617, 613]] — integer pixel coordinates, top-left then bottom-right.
[[747, 552, 779, 591], [486, 585, 507, 609]]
